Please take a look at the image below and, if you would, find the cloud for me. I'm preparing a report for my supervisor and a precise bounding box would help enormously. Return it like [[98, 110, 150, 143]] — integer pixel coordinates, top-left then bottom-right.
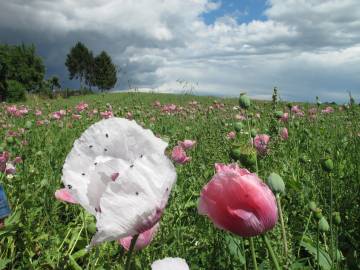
[[0, 0, 359, 102]]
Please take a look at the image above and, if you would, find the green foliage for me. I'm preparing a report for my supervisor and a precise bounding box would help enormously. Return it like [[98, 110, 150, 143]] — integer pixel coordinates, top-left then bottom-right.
[[0, 43, 45, 92], [6, 80, 26, 102], [93, 51, 117, 91], [0, 62, 7, 101]]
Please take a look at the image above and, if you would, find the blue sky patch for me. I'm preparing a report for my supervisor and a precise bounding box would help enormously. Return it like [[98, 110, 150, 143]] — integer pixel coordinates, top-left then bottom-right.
[[203, 0, 268, 24]]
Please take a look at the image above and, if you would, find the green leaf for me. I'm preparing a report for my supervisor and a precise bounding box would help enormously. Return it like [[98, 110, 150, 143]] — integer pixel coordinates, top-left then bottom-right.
[[300, 236, 331, 270], [224, 234, 245, 265], [0, 259, 11, 270]]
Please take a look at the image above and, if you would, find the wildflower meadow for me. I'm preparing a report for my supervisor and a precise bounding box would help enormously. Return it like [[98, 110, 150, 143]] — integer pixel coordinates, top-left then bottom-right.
[[0, 91, 359, 269]]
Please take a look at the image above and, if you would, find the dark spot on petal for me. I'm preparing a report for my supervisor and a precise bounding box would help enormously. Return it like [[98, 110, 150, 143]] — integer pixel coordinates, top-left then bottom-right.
[[140, 154, 143, 158], [94, 162, 98, 165], [166, 188, 169, 191], [104, 148, 108, 152], [135, 191, 139, 195], [105, 133, 109, 138], [96, 228, 98, 232], [130, 164, 134, 168], [89, 145, 93, 148], [67, 185, 72, 189], [82, 173, 85, 176]]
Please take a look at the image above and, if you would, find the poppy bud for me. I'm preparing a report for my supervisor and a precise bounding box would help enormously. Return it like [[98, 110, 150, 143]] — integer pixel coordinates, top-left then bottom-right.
[[318, 217, 329, 232], [87, 223, 97, 234], [275, 111, 284, 118], [25, 120, 33, 129], [308, 201, 317, 212], [332, 212, 341, 225], [314, 208, 323, 220], [6, 137, 14, 145], [239, 93, 251, 109], [267, 172, 285, 194], [250, 129, 257, 138], [234, 122, 244, 132], [321, 157, 333, 172]]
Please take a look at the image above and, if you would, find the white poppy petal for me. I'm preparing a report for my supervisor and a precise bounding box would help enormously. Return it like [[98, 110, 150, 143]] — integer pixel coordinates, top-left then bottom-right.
[[90, 153, 176, 245], [151, 257, 190, 270], [62, 118, 168, 215]]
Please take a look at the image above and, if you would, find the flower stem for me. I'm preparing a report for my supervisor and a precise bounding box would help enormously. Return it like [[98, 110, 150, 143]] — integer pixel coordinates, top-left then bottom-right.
[[249, 237, 258, 270], [297, 211, 312, 257], [317, 222, 320, 270], [125, 234, 139, 270], [276, 194, 288, 261], [329, 175, 334, 268], [261, 234, 281, 270], [241, 239, 247, 270]]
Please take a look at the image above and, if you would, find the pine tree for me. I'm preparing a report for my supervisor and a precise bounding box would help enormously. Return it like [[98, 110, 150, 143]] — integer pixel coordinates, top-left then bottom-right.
[[93, 51, 117, 92]]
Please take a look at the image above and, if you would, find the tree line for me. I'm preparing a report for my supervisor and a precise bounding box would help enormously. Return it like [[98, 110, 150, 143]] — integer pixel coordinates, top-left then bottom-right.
[[0, 42, 117, 102]]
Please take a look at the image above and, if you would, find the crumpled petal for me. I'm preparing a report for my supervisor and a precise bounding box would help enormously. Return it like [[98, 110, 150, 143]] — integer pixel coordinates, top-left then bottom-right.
[[151, 257, 189, 270]]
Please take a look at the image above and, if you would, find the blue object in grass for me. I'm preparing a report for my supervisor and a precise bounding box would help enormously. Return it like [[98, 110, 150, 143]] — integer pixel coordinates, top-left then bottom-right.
[[0, 184, 11, 219]]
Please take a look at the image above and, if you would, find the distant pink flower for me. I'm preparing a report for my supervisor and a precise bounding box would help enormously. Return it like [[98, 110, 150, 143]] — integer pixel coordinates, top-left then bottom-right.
[[76, 102, 88, 112], [125, 112, 133, 120], [72, 114, 82, 120], [280, 112, 289, 122], [100, 111, 113, 119], [235, 114, 246, 121], [5, 163, 16, 175], [179, 140, 196, 150], [118, 223, 159, 251], [153, 100, 161, 107], [321, 106, 334, 114], [36, 120, 44, 126], [162, 104, 177, 113], [52, 111, 62, 120], [252, 134, 270, 155], [55, 188, 78, 204], [59, 109, 66, 116], [280, 128, 288, 140], [255, 113, 261, 119], [171, 146, 191, 164], [227, 131, 236, 140], [308, 108, 317, 115], [295, 111, 305, 117], [14, 156, 22, 164], [35, 110, 42, 116], [198, 163, 278, 237], [291, 105, 301, 113]]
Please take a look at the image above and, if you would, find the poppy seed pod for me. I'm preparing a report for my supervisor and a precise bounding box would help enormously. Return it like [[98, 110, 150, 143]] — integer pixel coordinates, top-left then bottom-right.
[[250, 129, 257, 138], [321, 158, 334, 172], [239, 93, 251, 109], [275, 111, 284, 118], [318, 217, 330, 232], [267, 173, 285, 194], [332, 212, 341, 225], [314, 208, 323, 220], [308, 201, 317, 212], [234, 122, 244, 132]]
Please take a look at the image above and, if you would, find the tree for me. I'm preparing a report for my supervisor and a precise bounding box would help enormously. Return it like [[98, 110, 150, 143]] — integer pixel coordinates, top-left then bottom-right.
[[0, 43, 45, 92], [65, 42, 93, 88], [48, 75, 61, 91], [0, 62, 8, 101], [93, 51, 117, 92]]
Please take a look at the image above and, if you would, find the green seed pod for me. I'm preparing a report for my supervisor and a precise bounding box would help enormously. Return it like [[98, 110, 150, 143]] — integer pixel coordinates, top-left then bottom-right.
[[234, 122, 244, 132], [294, 121, 300, 128], [250, 129, 257, 138], [239, 93, 251, 109], [308, 201, 317, 212], [321, 158, 334, 172], [318, 217, 330, 232], [6, 136, 14, 144], [230, 148, 242, 160], [86, 223, 97, 234], [275, 110, 284, 118], [287, 103, 292, 110], [25, 120, 33, 129], [332, 212, 341, 225], [230, 147, 257, 169], [267, 172, 285, 194], [314, 208, 323, 220]]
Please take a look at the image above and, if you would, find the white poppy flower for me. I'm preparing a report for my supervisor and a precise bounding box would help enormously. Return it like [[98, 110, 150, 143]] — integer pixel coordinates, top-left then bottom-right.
[[61, 118, 177, 246], [151, 257, 190, 270]]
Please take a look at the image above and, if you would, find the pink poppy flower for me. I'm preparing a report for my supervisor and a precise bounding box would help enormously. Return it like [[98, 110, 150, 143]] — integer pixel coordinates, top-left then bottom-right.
[[171, 146, 191, 164], [55, 188, 78, 204], [291, 105, 301, 113], [72, 114, 82, 120], [100, 111, 113, 119], [321, 106, 334, 114], [252, 134, 270, 155], [198, 163, 278, 237], [227, 131, 236, 140], [118, 222, 159, 251], [179, 140, 196, 150], [76, 102, 88, 112], [235, 114, 246, 121], [280, 112, 289, 122], [35, 110, 42, 116], [5, 163, 16, 175], [280, 128, 288, 140]]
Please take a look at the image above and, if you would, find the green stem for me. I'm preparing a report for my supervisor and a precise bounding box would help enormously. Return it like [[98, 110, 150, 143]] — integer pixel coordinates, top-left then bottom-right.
[[262, 234, 281, 270], [317, 222, 320, 270], [125, 234, 139, 270], [241, 239, 247, 270], [297, 212, 313, 257], [249, 238, 258, 270], [329, 175, 334, 268], [276, 194, 288, 260], [245, 111, 259, 174]]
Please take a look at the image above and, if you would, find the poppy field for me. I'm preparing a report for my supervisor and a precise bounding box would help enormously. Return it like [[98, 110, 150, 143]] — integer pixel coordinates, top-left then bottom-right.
[[0, 92, 359, 269]]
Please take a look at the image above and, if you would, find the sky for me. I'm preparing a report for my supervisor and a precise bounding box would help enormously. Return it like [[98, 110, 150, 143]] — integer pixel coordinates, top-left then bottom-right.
[[0, 0, 359, 103]]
